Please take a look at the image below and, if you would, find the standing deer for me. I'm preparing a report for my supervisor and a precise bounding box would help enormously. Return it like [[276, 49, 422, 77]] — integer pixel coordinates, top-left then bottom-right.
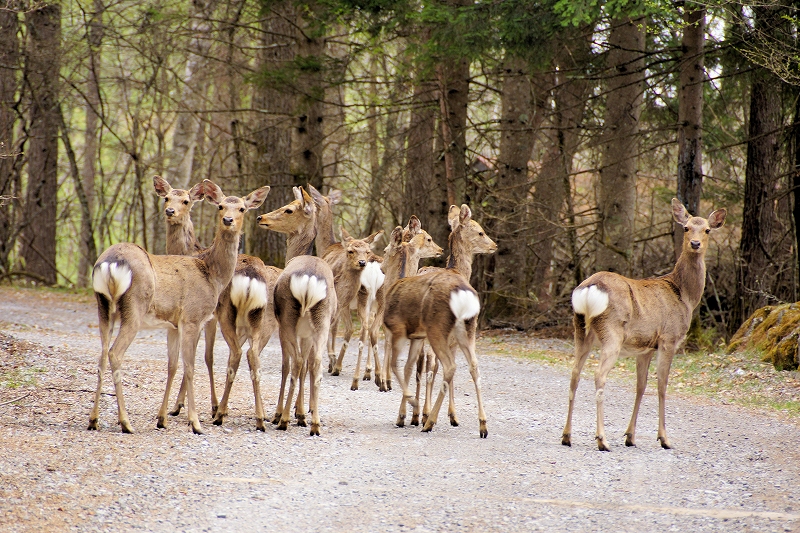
[[257, 186, 337, 435], [561, 198, 726, 451], [89, 180, 269, 434], [152, 176, 220, 416], [383, 205, 497, 438]]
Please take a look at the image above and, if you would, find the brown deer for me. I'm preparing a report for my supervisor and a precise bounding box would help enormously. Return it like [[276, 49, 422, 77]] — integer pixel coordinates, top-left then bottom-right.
[[152, 176, 220, 416], [89, 180, 269, 434], [307, 183, 341, 256], [383, 205, 497, 438], [561, 198, 726, 451], [257, 186, 337, 435]]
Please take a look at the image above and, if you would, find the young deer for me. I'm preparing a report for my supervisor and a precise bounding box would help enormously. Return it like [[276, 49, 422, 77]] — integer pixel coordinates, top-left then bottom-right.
[[562, 198, 726, 451], [89, 180, 269, 434], [257, 186, 337, 435], [383, 205, 497, 438], [152, 176, 220, 416], [325, 229, 383, 380]]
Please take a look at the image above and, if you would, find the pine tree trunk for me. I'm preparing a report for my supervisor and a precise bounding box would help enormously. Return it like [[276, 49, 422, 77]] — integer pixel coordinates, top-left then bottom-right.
[[21, 4, 61, 285], [596, 16, 646, 275], [0, 6, 20, 275], [674, 3, 705, 258], [248, 2, 295, 265]]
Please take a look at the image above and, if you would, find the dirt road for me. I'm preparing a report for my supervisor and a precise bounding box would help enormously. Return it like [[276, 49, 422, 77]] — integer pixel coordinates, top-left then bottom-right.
[[1, 286, 799, 532]]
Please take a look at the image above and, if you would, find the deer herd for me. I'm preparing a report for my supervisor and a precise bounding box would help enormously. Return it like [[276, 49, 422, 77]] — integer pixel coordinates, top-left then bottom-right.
[[88, 177, 726, 451]]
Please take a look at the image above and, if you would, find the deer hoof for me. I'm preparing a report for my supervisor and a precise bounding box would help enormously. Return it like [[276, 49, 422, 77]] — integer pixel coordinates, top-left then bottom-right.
[[331, 368, 340, 377], [657, 436, 672, 449], [271, 413, 280, 425], [277, 420, 288, 431], [449, 414, 460, 427], [212, 414, 224, 426], [296, 415, 307, 427], [479, 424, 488, 439], [87, 419, 98, 431], [190, 422, 204, 435], [624, 433, 636, 447], [310, 423, 320, 437], [327, 362, 334, 373], [561, 433, 571, 446], [410, 414, 419, 426], [396, 416, 405, 428], [363, 371, 371, 381], [211, 404, 218, 417], [596, 436, 611, 452], [421, 421, 435, 433], [156, 417, 167, 429], [120, 421, 134, 434], [256, 419, 266, 432], [351, 379, 359, 391], [168, 404, 183, 417]]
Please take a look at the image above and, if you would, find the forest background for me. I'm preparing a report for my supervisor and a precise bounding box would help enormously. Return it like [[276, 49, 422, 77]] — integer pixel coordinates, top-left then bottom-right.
[[1, 0, 798, 352]]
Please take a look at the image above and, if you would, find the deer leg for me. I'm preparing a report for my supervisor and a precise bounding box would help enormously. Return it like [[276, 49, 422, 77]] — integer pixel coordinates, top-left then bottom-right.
[[180, 324, 203, 434], [106, 317, 140, 434], [352, 308, 368, 390], [422, 347, 436, 427], [625, 349, 655, 447], [308, 337, 325, 437], [457, 329, 487, 438], [327, 315, 339, 374], [157, 328, 182, 429], [295, 358, 308, 426], [656, 343, 677, 449], [562, 321, 595, 447], [246, 331, 270, 432], [277, 330, 299, 431], [333, 310, 353, 376], [594, 335, 622, 451], [379, 332, 393, 392], [88, 306, 113, 431], [272, 344, 290, 425], [423, 337, 455, 434], [447, 341, 459, 427], [212, 311, 243, 426], [370, 310, 382, 388], [204, 317, 219, 415], [389, 335, 410, 427], [411, 344, 425, 426]]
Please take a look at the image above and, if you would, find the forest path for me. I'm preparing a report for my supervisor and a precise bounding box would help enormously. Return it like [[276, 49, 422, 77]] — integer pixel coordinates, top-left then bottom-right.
[[0, 286, 798, 533]]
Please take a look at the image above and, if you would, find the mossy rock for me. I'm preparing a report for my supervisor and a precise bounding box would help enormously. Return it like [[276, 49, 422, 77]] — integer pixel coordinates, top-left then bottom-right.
[[728, 303, 800, 371]]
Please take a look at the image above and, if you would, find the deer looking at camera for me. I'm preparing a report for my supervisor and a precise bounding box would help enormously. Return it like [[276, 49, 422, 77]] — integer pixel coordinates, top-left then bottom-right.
[[257, 186, 337, 436], [89, 180, 269, 434], [383, 204, 497, 438], [562, 198, 726, 451]]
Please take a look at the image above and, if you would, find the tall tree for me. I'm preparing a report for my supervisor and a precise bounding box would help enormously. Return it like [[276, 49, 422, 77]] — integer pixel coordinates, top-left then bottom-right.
[[0, 4, 20, 276], [596, 15, 646, 275], [21, 4, 61, 284], [674, 2, 705, 258]]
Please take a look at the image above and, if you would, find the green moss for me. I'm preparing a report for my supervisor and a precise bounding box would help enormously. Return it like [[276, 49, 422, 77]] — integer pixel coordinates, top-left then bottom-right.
[[728, 303, 800, 371]]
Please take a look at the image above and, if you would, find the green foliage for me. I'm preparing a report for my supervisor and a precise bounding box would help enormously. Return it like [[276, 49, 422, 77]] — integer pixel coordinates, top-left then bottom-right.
[[554, 0, 667, 26]]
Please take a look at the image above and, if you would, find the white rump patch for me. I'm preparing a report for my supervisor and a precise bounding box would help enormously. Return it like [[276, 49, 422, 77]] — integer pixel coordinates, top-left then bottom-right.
[[449, 289, 480, 321], [360, 262, 385, 299], [92, 262, 132, 302], [290, 274, 327, 317], [230, 274, 268, 315], [572, 285, 609, 320]]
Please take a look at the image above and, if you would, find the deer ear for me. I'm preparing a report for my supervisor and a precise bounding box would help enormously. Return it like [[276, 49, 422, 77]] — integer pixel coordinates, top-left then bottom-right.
[[202, 180, 226, 206], [407, 215, 421, 235], [341, 227, 353, 242], [188, 182, 205, 202], [671, 198, 690, 226], [300, 188, 315, 216], [448, 205, 461, 229], [153, 176, 172, 197], [459, 204, 472, 225], [708, 208, 727, 229], [391, 226, 404, 245], [244, 186, 270, 210], [307, 184, 325, 205], [365, 230, 383, 244]]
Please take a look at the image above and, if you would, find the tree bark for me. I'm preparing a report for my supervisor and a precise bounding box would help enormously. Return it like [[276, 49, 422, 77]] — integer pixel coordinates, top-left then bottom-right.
[[596, 16, 646, 275], [21, 4, 61, 285], [733, 5, 784, 330], [0, 5, 20, 275], [437, 55, 470, 209], [248, 2, 296, 266], [674, 2, 705, 259]]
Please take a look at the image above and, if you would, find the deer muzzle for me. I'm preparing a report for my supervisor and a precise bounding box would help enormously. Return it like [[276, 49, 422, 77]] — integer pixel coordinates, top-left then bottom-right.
[[223, 217, 234, 227], [690, 240, 701, 250], [165, 208, 175, 217]]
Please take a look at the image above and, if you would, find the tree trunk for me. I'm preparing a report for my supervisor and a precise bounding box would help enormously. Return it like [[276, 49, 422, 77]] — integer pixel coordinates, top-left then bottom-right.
[[0, 5, 20, 276], [248, 2, 295, 266], [77, 0, 104, 287], [674, 3, 705, 258], [733, 5, 784, 331], [437, 55, 470, 209], [596, 16, 646, 275], [21, 4, 61, 285]]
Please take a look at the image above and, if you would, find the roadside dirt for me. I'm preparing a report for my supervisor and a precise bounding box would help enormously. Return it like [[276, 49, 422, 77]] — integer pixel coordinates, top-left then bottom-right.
[[1, 285, 799, 533]]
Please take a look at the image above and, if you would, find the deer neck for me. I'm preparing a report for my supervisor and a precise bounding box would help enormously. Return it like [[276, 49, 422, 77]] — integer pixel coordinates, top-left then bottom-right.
[[202, 227, 241, 294], [669, 249, 707, 310], [314, 207, 337, 256], [166, 218, 202, 256], [446, 231, 473, 279], [286, 220, 317, 261]]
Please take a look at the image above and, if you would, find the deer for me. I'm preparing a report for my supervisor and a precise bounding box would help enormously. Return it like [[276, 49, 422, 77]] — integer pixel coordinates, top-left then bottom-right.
[[152, 176, 220, 417], [257, 186, 337, 435], [561, 198, 726, 451], [383, 204, 497, 438], [89, 180, 269, 434]]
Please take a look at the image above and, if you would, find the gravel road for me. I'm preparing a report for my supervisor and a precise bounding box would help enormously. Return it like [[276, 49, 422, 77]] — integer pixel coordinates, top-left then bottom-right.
[[1, 286, 799, 533]]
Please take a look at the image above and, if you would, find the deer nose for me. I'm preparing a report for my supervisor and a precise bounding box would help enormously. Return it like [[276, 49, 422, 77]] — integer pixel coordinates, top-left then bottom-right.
[[165, 208, 175, 217], [223, 217, 234, 226], [358, 260, 366, 267], [690, 240, 701, 250]]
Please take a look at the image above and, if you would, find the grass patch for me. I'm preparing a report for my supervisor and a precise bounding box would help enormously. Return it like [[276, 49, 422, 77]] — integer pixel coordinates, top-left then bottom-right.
[[0, 367, 47, 389]]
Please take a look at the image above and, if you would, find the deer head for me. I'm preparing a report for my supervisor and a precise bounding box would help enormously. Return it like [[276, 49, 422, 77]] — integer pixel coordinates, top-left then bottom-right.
[[672, 198, 726, 256], [341, 228, 382, 270], [202, 180, 270, 234], [256, 186, 317, 233], [448, 204, 497, 255], [153, 175, 204, 225]]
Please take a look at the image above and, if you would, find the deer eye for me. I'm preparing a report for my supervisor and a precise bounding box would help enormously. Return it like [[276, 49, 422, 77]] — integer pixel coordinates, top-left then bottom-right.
[[285, 209, 293, 214], [705, 228, 710, 234], [183, 200, 189, 205], [164, 198, 168, 203], [348, 250, 354, 255], [218, 205, 223, 211], [684, 227, 689, 232], [479, 232, 484, 237]]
